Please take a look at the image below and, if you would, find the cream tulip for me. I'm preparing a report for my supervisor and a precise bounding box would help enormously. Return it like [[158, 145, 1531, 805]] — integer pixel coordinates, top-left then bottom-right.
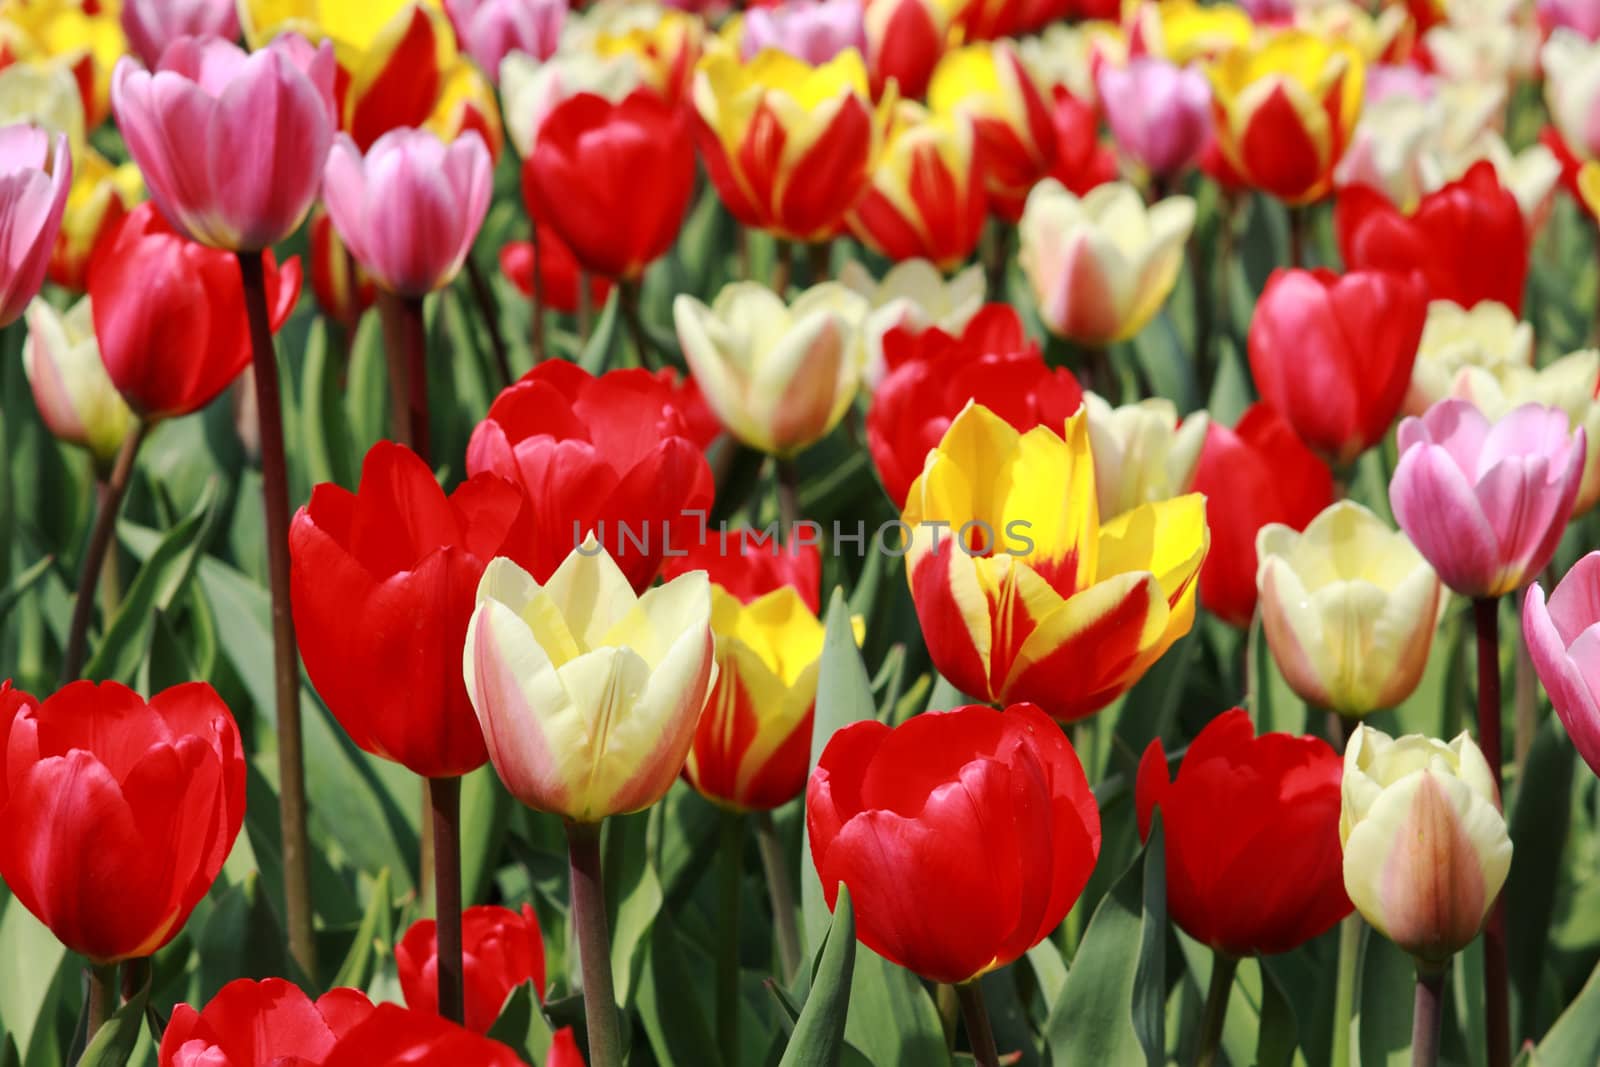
[[1542, 29, 1600, 161], [499, 48, 644, 157], [674, 281, 868, 457], [838, 258, 984, 388], [1339, 725, 1511, 965], [1084, 393, 1208, 520], [463, 543, 717, 823], [1257, 502, 1443, 718], [23, 296, 134, 468], [1018, 180, 1196, 345], [1405, 300, 1533, 416]]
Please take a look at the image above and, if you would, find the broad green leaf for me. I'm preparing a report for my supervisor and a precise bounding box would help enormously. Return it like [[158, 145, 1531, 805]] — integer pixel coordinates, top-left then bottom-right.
[[0, 899, 66, 1059], [344, 311, 389, 456], [604, 812, 664, 1009], [77, 969, 149, 1067], [298, 317, 357, 491], [842, 948, 947, 1067], [780, 886, 855, 1067], [635, 912, 723, 1067], [1176, 935, 1309, 1067], [487, 981, 556, 1064], [1356, 929, 1415, 1067], [1531, 955, 1600, 1064], [1508, 716, 1576, 1040], [1107, 632, 1198, 778]]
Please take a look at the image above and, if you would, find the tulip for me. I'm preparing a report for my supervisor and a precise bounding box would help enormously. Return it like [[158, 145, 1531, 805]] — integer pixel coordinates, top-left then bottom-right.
[[1540, 0, 1600, 40], [846, 103, 988, 270], [0, 122, 70, 327], [500, 50, 646, 158], [0, 2, 125, 128], [837, 258, 985, 387], [1018, 180, 1197, 345], [1297, 2, 1411, 65], [22, 295, 134, 468], [426, 58, 506, 163], [806, 702, 1101, 983], [564, 1, 704, 108], [927, 41, 1056, 221], [1406, 300, 1533, 416], [0, 679, 245, 963], [1205, 29, 1365, 204], [160, 979, 376, 1067], [693, 44, 889, 242], [1137, 709, 1351, 956], [1542, 29, 1600, 161], [322, 128, 493, 297], [323, 1003, 531, 1067], [1443, 134, 1563, 236], [1336, 161, 1528, 312], [0, 61, 84, 155], [289, 442, 527, 778], [499, 230, 613, 317], [120, 0, 239, 68], [1257, 501, 1443, 717], [445, 0, 564, 77], [467, 361, 716, 593], [1192, 404, 1337, 628], [1128, 0, 1253, 65], [1339, 725, 1511, 965], [464, 544, 717, 823], [1095, 57, 1211, 180], [397, 905, 547, 1033], [1331, 92, 1436, 212], [1524, 552, 1600, 779], [664, 538, 824, 614], [1084, 393, 1208, 520], [1043, 86, 1121, 197], [1391, 398, 1585, 599], [521, 89, 696, 281], [903, 403, 1208, 720], [111, 34, 336, 252], [1018, 21, 1125, 106], [868, 305, 1083, 507], [675, 281, 868, 458], [738, 0, 867, 65], [1248, 267, 1428, 468], [47, 146, 142, 293], [863, 0, 949, 99], [240, 0, 460, 150], [310, 208, 376, 331], [89, 202, 300, 421]]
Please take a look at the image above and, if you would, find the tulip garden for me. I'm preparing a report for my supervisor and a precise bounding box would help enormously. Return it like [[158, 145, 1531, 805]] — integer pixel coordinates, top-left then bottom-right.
[[14, 0, 1600, 1066]]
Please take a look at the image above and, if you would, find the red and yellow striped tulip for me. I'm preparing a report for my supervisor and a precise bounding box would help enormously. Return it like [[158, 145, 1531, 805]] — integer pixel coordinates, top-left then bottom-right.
[[0, 0, 126, 129], [847, 102, 987, 270], [693, 44, 892, 243], [1127, 0, 1253, 66], [1206, 29, 1365, 205], [426, 56, 504, 161], [48, 144, 140, 291], [903, 403, 1209, 721], [570, 1, 703, 108], [928, 39, 1055, 222]]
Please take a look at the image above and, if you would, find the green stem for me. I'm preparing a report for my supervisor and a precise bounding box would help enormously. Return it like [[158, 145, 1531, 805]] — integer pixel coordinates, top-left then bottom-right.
[[577, 270, 594, 344], [430, 777, 464, 1025], [1195, 951, 1237, 1067], [463, 256, 513, 390], [566, 820, 621, 1067], [936, 982, 960, 1051], [61, 421, 147, 683], [77, 964, 117, 1062], [1288, 205, 1310, 269], [807, 240, 832, 284], [717, 811, 743, 1066], [753, 811, 802, 982], [1473, 597, 1510, 1067], [771, 239, 794, 296], [617, 279, 659, 370], [1412, 966, 1445, 1067], [955, 980, 1000, 1067], [776, 458, 800, 539], [1331, 914, 1363, 1067], [983, 221, 1010, 303]]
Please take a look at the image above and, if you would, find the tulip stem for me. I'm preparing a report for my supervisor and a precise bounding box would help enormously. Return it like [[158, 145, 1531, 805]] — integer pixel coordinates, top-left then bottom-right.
[[618, 279, 660, 370], [1411, 966, 1446, 1067], [566, 819, 622, 1067], [377, 291, 431, 462], [429, 776, 465, 1025], [771, 240, 794, 296], [717, 811, 743, 1067], [983, 222, 1010, 303], [807, 241, 831, 284], [529, 223, 548, 364], [955, 980, 1000, 1067], [754, 811, 802, 982], [578, 271, 594, 343], [1473, 596, 1511, 1067], [776, 458, 801, 537], [1287, 205, 1309, 269], [61, 421, 148, 683], [463, 257, 513, 390], [1330, 914, 1362, 1067], [238, 249, 317, 981], [77, 964, 116, 1061], [1194, 951, 1237, 1067]]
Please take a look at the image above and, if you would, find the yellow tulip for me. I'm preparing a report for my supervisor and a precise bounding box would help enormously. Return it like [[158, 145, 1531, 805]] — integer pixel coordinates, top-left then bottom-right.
[[463, 544, 717, 823], [1127, 0, 1253, 66], [1084, 393, 1208, 521], [425, 57, 503, 160], [902, 403, 1208, 721], [23, 295, 134, 468], [1256, 501, 1442, 718], [837, 257, 984, 387], [1340, 725, 1511, 966], [674, 281, 868, 458], [51, 146, 142, 292], [1295, 2, 1410, 65]]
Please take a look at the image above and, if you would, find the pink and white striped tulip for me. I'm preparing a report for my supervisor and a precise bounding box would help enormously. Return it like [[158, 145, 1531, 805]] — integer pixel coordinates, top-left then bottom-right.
[[1095, 58, 1212, 180], [321, 128, 494, 298], [463, 543, 717, 823], [445, 0, 565, 80], [120, 0, 240, 69], [111, 35, 335, 252], [1390, 398, 1585, 599], [1524, 552, 1600, 779], [0, 123, 71, 327], [741, 0, 867, 66]]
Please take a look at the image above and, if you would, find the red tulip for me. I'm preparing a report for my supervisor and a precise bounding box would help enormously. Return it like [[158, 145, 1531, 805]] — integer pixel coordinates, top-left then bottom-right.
[[1335, 160, 1529, 313], [1137, 709, 1352, 955], [548, 1028, 586, 1067], [323, 1003, 529, 1067], [806, 702, 1101, 984], [0, 680, 245, 963], [1247, 267, 1427, 468], [663, 536, 822, 614], [867, 304, 1083, 506], [499, 230, 613, 315], [1191, 404, 1335, 628], [310, 208, 375, 331], [1045, 87, 1119, 197], [522, 89, 696, 280], [159, 979, 375, 1067], [651, 367, 723, 451], [466, 361, 716, 593], [396, 905, 546, 1033], [289, 441, 525, 779], [90, 202, 301, 421]]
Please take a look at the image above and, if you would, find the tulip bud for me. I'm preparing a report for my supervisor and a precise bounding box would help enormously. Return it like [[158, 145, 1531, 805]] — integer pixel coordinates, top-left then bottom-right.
[[1257, 501, 1443, 717], [463, 545, 718, 823], [928, 40, 1056, 221], [675, 281, 868, 458], [426, 58, 506, 163], [397, 905, 546, 1033], [1018, 21, 1126, 106], [1406, 300, 1533, 416], [1339, 725, 1511, 965], [1540, 0, 1600, 40], [1095, 57, 1212, 180], [48, 146, 142, 293], [567, 2, 704, 107], [1542, 29, 1600, 161], [1084, 393, 1207, 520], [322, 1003, 530, 1067], [838, 258, 985, 387], [1019, 180, 1196, 345], [22, 295, 135, 468], [0, 122, 71, 327]]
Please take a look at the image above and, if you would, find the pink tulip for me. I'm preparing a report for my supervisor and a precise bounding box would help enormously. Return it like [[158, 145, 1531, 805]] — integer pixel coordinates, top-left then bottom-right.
[[1391, 398, 1585, 599], [0, 123, 71, 327], [111, 34, 335, 252], [444, 0, 564, 77], [1365, 64, 1437, 105], [741, 0, 867, 65], [1524, 552, 1600, 778], [120, 0, 240, 69], [1540, 0, 1600, 41], [1095, 58, 1212, 179], [321, 129, 494, 298]]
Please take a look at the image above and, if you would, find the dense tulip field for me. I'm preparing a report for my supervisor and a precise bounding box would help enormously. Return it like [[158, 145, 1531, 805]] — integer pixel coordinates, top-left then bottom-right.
[[10, 0, 1600, 1065]]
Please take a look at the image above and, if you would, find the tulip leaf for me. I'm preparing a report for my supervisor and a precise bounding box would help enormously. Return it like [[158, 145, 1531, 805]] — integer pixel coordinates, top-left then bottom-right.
[[299, 316, 358, 492], [1355, 928, 1415, 1066], [0, 553, 52, 624], [0, 899, 67, 1062], [487, 981, 556, 1063], [1531, 955, 1600, 1065], [345, 311, 390, 456], [77, 967, 149, 1067], [1107, 630, 1198, 779], [329, 868, 393, 992], [579, 290, 623, 374], [604, 811, 664, 1010], [1176, 933, 1308, 1067], [779, 886, 856, 1067], [843, 948, 948, 1067], [1508, 715, 1577, 1038], [461, 765, 512, 908], [634, 911, 724, 1067]]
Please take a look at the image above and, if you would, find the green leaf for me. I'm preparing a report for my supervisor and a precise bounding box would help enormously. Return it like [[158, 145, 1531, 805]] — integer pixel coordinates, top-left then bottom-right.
[[344, 311, 390, 455], [1107, 632, 1197, 778], [842, 948, 947, 1067], [298, 316, 358, 491], [330, 868, 393, 992], [77, 968, 149, 1067], [635, 912, 724, 1067], [1508, 715, 1576, 1039], [604, 812, 664, 1009], [0, 554, 52, 622], [1356, 928, 1415, 1066], [487, 981, 556, 1063], [462, 765, 512, 907], [1532, 955, 1600, 1064], [0, 898, 67, 1059], [578, 290, 622, 374], [779, 886, 856, 1067]]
